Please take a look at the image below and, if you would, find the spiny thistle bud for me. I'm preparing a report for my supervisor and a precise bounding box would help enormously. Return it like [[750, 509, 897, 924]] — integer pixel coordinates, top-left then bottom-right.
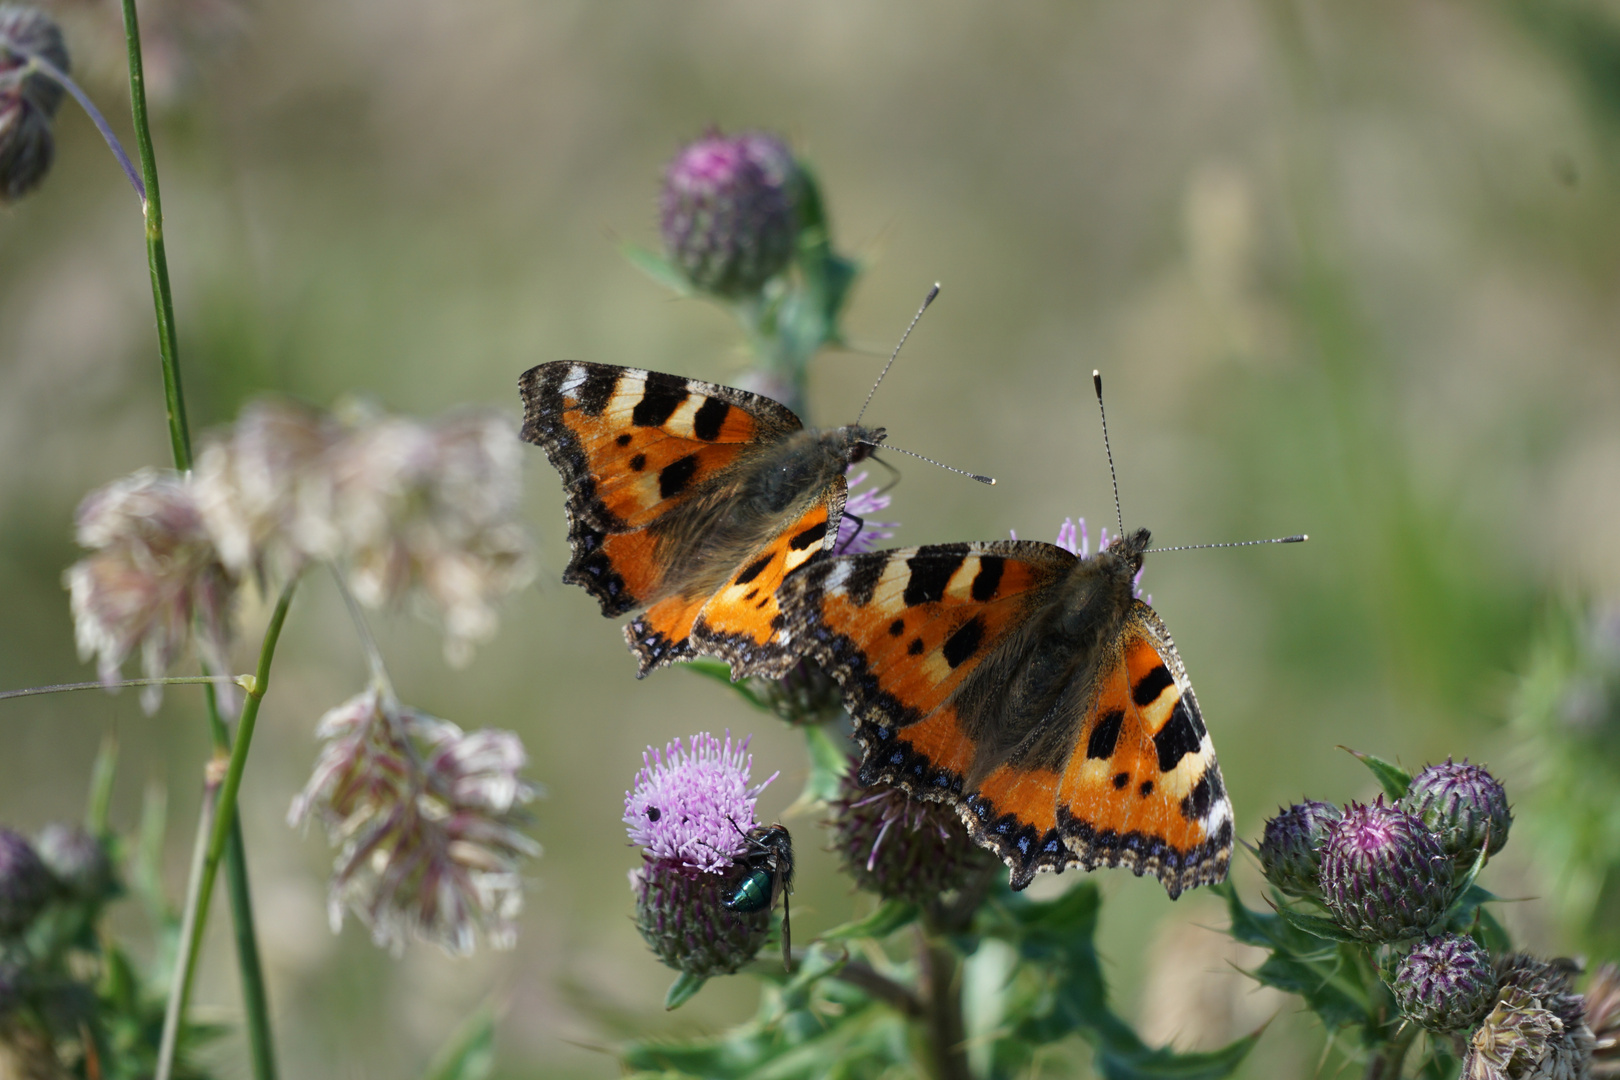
[[1400, 758, 1512, 875], [1256, 800, 1341, 900], [828, 768, 997, 906], [0, 829, 51, 935], [1319, 799, 1456, 943], [1583, 963, 1620, 1078], [624, 733, 778, 977], [660, 130, 799, 298], [0, 5, 68, 202], [34, 823, 112, 902], [1391, 934, 1497, 1033], [745, 659, 846, 727], [1496, 954, 1589, 1033]]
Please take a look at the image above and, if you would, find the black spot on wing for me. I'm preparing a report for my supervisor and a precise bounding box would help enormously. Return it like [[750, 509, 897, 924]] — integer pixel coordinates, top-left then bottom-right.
[[659, 454, 699, 498], [789, 521, 827, 551], [907, 637, 925, 656], [888, 618, 905, 637], [1112, 772, 1130, 790], [616, 433, 633, 447], [629, 453, 646, 472], [843, 553, 888, 606], [1087, 709, 1125, 760], [735, 553, 774, 586], [942, 616, 985, 669], [1154, 698, 1202, 772], [1139, 780, 1154, 797], [632, 383, 686, 427], [970, 556, 1005, 601], [1180, 774, 1213, 820], [576, 368, 617, 415], [692, 396, 730, 441], [1132, 664, 1175, 707], [904, 546, 968, 606]]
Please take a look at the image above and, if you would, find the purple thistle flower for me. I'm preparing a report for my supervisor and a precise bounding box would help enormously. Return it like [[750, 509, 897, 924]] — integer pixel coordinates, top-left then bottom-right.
[[0, 6, 69, 203], [1011, 516, 1148, 600], [289, 687, 540, 957], [659, 129, 800, 298], [835, 470, 897, 555], [624, 732, 776, 872], [625, 732, 780, 976]]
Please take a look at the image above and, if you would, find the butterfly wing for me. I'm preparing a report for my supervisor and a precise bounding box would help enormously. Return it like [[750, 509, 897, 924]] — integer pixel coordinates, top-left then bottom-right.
[[782, 542, 1232, 898], [627, 477, 846, 677], [519, 361, 801, 617]]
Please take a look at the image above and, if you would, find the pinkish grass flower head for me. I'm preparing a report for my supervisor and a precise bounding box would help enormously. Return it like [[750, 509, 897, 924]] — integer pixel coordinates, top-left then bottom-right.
[[319, 405, 536, 666], [65, 468, 236, 714], [289, 687, 540, 957], [835, 469, 896, 555], [0, 6, 68, 202], [624, 732, 777, 873]]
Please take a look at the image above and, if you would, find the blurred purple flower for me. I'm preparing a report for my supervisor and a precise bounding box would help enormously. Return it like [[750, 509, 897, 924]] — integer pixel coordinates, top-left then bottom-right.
[[624, 732, 776, 872], [660, 129, 799, 297], [835, 470, 896, 555], [65, 468, 236, 714], [0, 5, 69, 202], [289, 687, 540, 956], [1011, 516, 1147, 600]]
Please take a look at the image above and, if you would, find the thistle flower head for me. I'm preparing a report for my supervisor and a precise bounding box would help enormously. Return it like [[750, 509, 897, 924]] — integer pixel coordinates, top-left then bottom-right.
[[660, 129, 800, 297], [624, 732, 775, 871], [1256, 800, 1341, 900], [0, 5, 68, 202], [33, 823, 112, 903], [625, 732, 779, 976], [828, 766, 996, 905], [835, 470, 896, 556], [0, 828, 51, 936], [1013, 517, 1147, 599], [1319, 798, 1456, 943], [1400, 758, 1512, 874], [1583, 963, 1620, 1077], [65, 469, 236, 714], [1391, 934, 1498, 1033], [1465, 980, 1595, 1080], [289, 687, 540, 956]]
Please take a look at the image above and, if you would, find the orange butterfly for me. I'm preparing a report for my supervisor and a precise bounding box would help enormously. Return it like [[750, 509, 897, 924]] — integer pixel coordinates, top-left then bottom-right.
[[518, 361, 884, 678]]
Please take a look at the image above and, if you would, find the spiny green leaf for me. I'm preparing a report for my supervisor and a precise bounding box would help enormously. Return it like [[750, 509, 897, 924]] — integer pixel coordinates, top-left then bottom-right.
[[421, 1003, 497, 1080], [819, 899, 918, 943], [1342, 747, 1413, 800], [664, 971, 708, 1011], [623, 243, 696, 297], [1277, 906, 1364, 943]]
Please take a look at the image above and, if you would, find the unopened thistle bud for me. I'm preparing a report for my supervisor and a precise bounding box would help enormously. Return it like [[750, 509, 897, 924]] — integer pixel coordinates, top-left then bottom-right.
[[1391, 934, 1497, 1033], [660, 130, 799, 298], [34, 823, 112, 902], [829, 767, 997, 906], [624, 733, 778, 977], [1256, 800, 1341, 900], [1319, 799, 1456, 943], [1400, 758, 1512, 875], [0, 5, 68, 202], [0, 829, 51, 935]]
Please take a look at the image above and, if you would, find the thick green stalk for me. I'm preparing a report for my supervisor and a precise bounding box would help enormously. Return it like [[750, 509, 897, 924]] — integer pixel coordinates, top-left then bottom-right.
[[119, 0, 189, 469], [154, 584, 295, 1080]]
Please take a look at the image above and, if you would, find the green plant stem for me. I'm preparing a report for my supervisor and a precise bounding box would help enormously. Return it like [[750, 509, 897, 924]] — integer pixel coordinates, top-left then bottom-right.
[[119, 0, 190, 469], [1363, 1022, 1418, 1080], [154, 583, 295, 1080], [916, 928, 972, 1080]]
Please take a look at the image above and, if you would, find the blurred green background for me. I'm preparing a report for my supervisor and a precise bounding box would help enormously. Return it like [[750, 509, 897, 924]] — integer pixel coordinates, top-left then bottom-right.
[[4, 1, 1620, 1075]]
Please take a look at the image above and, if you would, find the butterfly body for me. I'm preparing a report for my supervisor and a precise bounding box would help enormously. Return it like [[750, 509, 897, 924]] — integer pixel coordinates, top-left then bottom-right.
[[721, 823, 795, 971], [520, 360, 883, 678], [780, 528, 1233, 898]]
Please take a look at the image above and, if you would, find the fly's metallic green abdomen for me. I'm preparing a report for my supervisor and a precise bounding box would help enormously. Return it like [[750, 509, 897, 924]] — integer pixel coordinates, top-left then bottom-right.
[[722, 868, 774, 913]]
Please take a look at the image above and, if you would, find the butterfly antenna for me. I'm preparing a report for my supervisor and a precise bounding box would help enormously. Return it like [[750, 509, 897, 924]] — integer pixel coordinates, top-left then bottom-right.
[[877, 443, 995, 485], [855, 283, 940, 427], [1146, 535, 1309, 554], [1093, 370, 1125, 538]]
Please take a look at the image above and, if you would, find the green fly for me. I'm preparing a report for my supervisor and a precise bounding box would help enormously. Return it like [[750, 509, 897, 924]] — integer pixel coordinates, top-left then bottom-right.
[[722, 822, 795, 972]]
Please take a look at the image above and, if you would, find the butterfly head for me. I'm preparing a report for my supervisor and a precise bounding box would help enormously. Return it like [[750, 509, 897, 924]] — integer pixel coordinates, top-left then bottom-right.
[[844, 425, 887, 465], [1104, 526, 1153, 574]]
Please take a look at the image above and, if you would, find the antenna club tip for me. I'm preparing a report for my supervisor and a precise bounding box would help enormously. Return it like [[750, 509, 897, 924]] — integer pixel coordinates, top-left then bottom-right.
[[923, 283, 941, 305], [974, 475, 996, 485]]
